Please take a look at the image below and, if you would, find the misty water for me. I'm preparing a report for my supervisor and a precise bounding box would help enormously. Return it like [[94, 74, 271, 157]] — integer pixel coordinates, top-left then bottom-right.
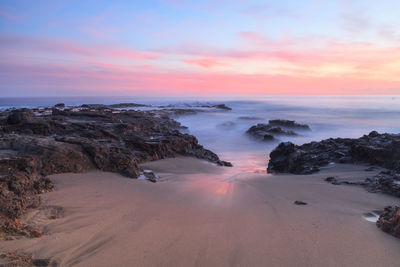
[[1, 95, 400, 176]]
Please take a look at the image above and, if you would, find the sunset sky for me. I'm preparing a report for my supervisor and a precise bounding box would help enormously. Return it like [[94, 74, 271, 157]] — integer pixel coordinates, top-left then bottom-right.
[[1, 0, 400, 96]]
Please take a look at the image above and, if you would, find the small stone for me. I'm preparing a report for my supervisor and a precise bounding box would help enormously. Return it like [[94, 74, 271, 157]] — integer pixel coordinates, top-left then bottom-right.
[[365, 166, 377, 172], [294, 200, 307, 205], [30, 229, 43, 238], [32, 258, 50, 266], [325, 176, 336, 182]]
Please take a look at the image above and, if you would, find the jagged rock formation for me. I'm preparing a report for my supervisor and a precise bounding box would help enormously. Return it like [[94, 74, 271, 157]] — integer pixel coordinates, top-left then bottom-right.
[[0, 105, 232, 237], [267, 131, 400, 174], [246, 120, 310, 141], [268, 119, 310, 129], [267, 131, 400, 238]]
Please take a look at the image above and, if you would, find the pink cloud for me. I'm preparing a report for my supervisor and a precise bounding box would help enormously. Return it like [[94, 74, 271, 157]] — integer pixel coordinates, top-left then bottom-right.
[[1, 60, 399, 96], [2, 33, 400, 96], [182, 58, 227, 68], [0, 35, 161, 61]]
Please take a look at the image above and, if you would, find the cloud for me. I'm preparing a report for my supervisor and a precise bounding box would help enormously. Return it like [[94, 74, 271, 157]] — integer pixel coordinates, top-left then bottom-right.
[[0, 35, 161, 61], [1, 31, 400, 96], [182, 58, 227, 68], [0, 9, 24, 22], [1, 60, 399, 97]]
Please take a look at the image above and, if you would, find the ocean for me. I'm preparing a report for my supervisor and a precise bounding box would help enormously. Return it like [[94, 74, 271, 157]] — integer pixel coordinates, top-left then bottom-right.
[[1, 95, 399, 174]]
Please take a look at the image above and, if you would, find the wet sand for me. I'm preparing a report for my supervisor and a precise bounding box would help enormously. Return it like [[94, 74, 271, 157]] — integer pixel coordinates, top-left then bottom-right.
[[1, 157, 400, 266]]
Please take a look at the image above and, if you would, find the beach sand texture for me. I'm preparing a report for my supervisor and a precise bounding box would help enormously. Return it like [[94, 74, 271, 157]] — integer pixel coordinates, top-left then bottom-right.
[[1, 157, 400, 267]]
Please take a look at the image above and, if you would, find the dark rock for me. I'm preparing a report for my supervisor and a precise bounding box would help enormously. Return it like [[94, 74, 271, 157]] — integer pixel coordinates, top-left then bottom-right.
[[362, 173, 400, 197], [365, 166, 378, 172], [213, 104, 232, 110], [246, 120, 307, 141], [294, 201, 307, 205], [143, 170, 158, 183], [0, 104, 232, 237], [268, 132, 400, 198], [267, 142, 320, 174], [29, 229, 43, 238], [268, 132, 400, 175], [263, 134, 275, 141], [265, 127, 298, 136], [108, 103, 147, 108], [268, 119, 310, 130], [32, 258, 51, 266], [325, 176, 336, 182], [237, 116, 262, 121], [376, 206, 400, 238], [6, 109, 35, 125], [54, 103, 65, 108]]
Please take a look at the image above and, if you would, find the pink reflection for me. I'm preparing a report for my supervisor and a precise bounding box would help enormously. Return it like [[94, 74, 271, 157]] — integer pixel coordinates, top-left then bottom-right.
[[189, 175, 234, 196]]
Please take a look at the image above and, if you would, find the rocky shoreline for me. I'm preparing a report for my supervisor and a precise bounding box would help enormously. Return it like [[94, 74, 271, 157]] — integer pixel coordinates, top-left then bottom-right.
[[267, 131, 400, 238], [0, 103, 232, 238]]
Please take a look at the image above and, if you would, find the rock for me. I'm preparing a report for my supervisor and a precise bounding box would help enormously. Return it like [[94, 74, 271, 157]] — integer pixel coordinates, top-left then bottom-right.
[[325, 176, 336, 182], [143, 170, 158, 183], [263, 134, 275, 141], [365, 166, 377, 172], [265, 127, 297, 136], [246, 120, 307, 141], [376, 206, 400, 238], [54, 103, 65, 108], [268, 132, 400, 175], [32, 258, 51, 266], [267, 142, 319, 174], [246, 124, 280, 140], [363, 173, 400, 197], [29, 229, 43, 238], [213, 104, 232, 110], [294, 200, 307, 205], [268, 132, 400, 198], [108, 103, 148, 108], [268, 119, 310, 130], [237, 116, 262, 121], [0, 104, 232, 237], [6, 109, 35, 125]]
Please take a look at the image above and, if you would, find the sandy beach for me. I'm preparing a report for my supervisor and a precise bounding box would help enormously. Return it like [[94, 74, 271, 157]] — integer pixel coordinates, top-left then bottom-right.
[[1, 157, 399, 267]]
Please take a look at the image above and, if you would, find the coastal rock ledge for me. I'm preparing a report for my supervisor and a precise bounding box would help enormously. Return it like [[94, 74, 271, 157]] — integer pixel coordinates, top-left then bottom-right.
[[0, 105, 231, 237], [267, 131, 400, 175], [267, 131, 400, 238]]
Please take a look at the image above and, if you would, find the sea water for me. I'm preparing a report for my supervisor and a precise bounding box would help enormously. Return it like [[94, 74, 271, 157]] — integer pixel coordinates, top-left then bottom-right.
[[1, 95, 399, 174]]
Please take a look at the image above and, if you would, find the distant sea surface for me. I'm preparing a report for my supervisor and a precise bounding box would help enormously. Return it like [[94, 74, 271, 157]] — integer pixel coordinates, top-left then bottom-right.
[[1, 95, 399, 173]]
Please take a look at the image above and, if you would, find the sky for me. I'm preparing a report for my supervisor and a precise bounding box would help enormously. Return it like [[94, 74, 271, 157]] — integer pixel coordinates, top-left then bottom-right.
[[1, 0, 400, 96]]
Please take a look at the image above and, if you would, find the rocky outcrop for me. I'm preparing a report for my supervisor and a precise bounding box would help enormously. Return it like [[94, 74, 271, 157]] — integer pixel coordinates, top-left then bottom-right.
[[0, 251, 52, 266], [267, 131, 400, 174], [268, 119, 310, 130], [267, 142, 320, 174], [376, 206, 400, 238], [0, 105, 232, 237], [246, 120, 309, 141], [364, 172, 400, 197], [108, 103, 148, 108]]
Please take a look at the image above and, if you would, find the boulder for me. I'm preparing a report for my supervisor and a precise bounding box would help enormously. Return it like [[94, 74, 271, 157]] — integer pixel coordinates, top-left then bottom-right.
[[376, 206, 400, 238]]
